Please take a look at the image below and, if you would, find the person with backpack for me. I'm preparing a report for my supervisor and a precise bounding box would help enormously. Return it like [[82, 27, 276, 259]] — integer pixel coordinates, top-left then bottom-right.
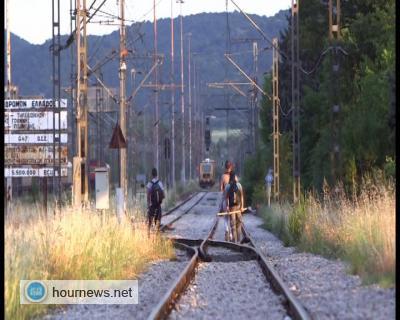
[[219, 160, 238, 241], [146, 168, 165, 235], [225, 170, 244, 243]]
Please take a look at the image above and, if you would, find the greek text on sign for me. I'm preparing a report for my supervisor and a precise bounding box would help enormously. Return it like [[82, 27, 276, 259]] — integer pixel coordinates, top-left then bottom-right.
[[5, 146, 68, 166], [4, 111, 67, 131], [4, 99, 67, 109], [4, 167, 68, 177], [5, 133, 68, 144]]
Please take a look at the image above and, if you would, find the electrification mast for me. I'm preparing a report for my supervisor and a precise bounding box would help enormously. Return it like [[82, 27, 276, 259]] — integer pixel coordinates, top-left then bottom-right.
[[329, 0, 341, 187], [252, 41, 259, 152], [187, 33, 192, 180], [291, 0, 301, 203], [154, 0, 160, 172], [119, 0, 127, 211], [52, 0, 62, 212], [5, 0, 17, 216], [272, 38, 280, 201], [178, 0, 186, 184], [73, 0, 89, 208], [170, 0, 176, 187]]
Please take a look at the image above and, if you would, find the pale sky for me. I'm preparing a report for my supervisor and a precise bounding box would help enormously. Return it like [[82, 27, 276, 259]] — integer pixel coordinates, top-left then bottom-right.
[[6, 0, 291, 45]]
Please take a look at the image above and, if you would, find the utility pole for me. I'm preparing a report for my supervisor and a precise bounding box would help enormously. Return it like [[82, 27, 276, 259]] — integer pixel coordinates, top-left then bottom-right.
[[178, 0, 186, 184], [329, 0, 341, 188], [225, 0, 231, 158], [187, 33, 192, 180], [69, 0, 76, 168], [5, 0, 11, 95], [291, 0, 301, 203], [95, 80, 103, 164], [5, 0, 16, 216], [252, 41, 259, 152], [73, 0, 89, 209], [170, 0, 176, 187], [154, 0, 160, 172], [119, 0, 127, 212], [52, 0, 62, 213], [272, 38, 280, 201], [192, 57, 198, 172]]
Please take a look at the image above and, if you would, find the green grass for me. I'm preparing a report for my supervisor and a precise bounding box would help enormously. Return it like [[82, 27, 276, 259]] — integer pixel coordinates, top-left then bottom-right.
[[259, 181, 395, 287], [5, 204, 175, 320]]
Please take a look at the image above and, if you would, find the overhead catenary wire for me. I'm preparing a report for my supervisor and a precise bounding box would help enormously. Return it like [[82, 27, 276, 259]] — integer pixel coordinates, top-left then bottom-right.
[[59, 0, 109, 51], [229, 0, 348, 76]]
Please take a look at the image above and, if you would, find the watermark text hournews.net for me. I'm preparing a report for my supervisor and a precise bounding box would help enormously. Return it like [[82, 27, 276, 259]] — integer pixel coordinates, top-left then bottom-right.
[[20, 280, 138, 304], [52, 286, 134, 298]]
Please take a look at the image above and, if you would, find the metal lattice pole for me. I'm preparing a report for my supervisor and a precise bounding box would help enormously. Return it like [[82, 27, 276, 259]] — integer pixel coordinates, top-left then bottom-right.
[[5, 0, 15, 216], [69, 0, 76, 203], [272, 38, 280, 202], [52, 0, 62, 213], [73, 0, 89, 209], [291, 0, 301, 203]]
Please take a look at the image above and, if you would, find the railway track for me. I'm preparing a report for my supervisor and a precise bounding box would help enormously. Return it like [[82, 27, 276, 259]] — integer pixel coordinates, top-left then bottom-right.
[[160, 192, 209, 232], [148, 191, 310, 320]]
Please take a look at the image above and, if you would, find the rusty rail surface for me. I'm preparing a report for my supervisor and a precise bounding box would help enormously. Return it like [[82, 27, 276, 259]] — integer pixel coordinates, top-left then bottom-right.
[[147, 241, 199, 320]]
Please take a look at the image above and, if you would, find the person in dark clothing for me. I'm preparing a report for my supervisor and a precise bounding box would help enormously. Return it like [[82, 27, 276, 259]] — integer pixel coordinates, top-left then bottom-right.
[[146, 168, 165, 235]]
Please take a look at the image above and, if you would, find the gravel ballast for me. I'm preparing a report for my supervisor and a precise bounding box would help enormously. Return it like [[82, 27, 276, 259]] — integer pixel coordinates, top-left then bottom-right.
[[163, 192, 220, 240], [168, 260, 287, 320], [242, 212, 396, 320], [168, 194, 288, 320], [42, 251, 190, 320]]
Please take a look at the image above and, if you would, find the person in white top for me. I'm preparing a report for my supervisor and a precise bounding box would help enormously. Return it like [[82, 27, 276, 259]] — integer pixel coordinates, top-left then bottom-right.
[[265, 168, 273, 207], [146, 168, 165, 235]]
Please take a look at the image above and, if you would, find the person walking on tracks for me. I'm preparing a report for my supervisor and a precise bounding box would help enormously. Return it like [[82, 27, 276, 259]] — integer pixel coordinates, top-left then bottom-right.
[[219, 160, 237, 241], [265, 168, 273, 207], [225, 170, 244, 243], [146, 168, 165, 235]]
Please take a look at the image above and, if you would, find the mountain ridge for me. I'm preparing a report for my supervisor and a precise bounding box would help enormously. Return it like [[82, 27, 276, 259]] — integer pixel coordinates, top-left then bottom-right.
[[6, 10, 289, 104]]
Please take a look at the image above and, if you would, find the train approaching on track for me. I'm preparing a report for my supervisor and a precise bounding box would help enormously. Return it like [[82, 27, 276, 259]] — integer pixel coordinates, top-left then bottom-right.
[[199, 158, 216, 188]]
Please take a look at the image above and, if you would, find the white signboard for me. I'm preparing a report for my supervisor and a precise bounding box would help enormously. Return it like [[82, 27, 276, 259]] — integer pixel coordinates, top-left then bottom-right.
[[4, 99, 67, 109], [5, 133, 68, 144], [4, 111, 68, 131], [4, 167, 68, 177], [5, 145, 68, 165]]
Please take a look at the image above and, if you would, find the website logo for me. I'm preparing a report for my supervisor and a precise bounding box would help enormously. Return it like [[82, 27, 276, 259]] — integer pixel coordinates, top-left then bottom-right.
[[20, 280, 138, 304], [24, 281, 47, 303]]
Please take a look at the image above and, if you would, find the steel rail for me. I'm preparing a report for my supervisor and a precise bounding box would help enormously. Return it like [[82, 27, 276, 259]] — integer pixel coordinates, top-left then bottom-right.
[[147, 241, 199, 320], [149, 198, 310, 320], [199, 214, 311, 320], [242, 218, 311, 320], [160, 192, 208, 231], [161, 191, 199, 218]]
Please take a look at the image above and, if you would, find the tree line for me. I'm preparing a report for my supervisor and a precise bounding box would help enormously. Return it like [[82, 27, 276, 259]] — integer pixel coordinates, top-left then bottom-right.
[[243, 0, 395, 203]]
